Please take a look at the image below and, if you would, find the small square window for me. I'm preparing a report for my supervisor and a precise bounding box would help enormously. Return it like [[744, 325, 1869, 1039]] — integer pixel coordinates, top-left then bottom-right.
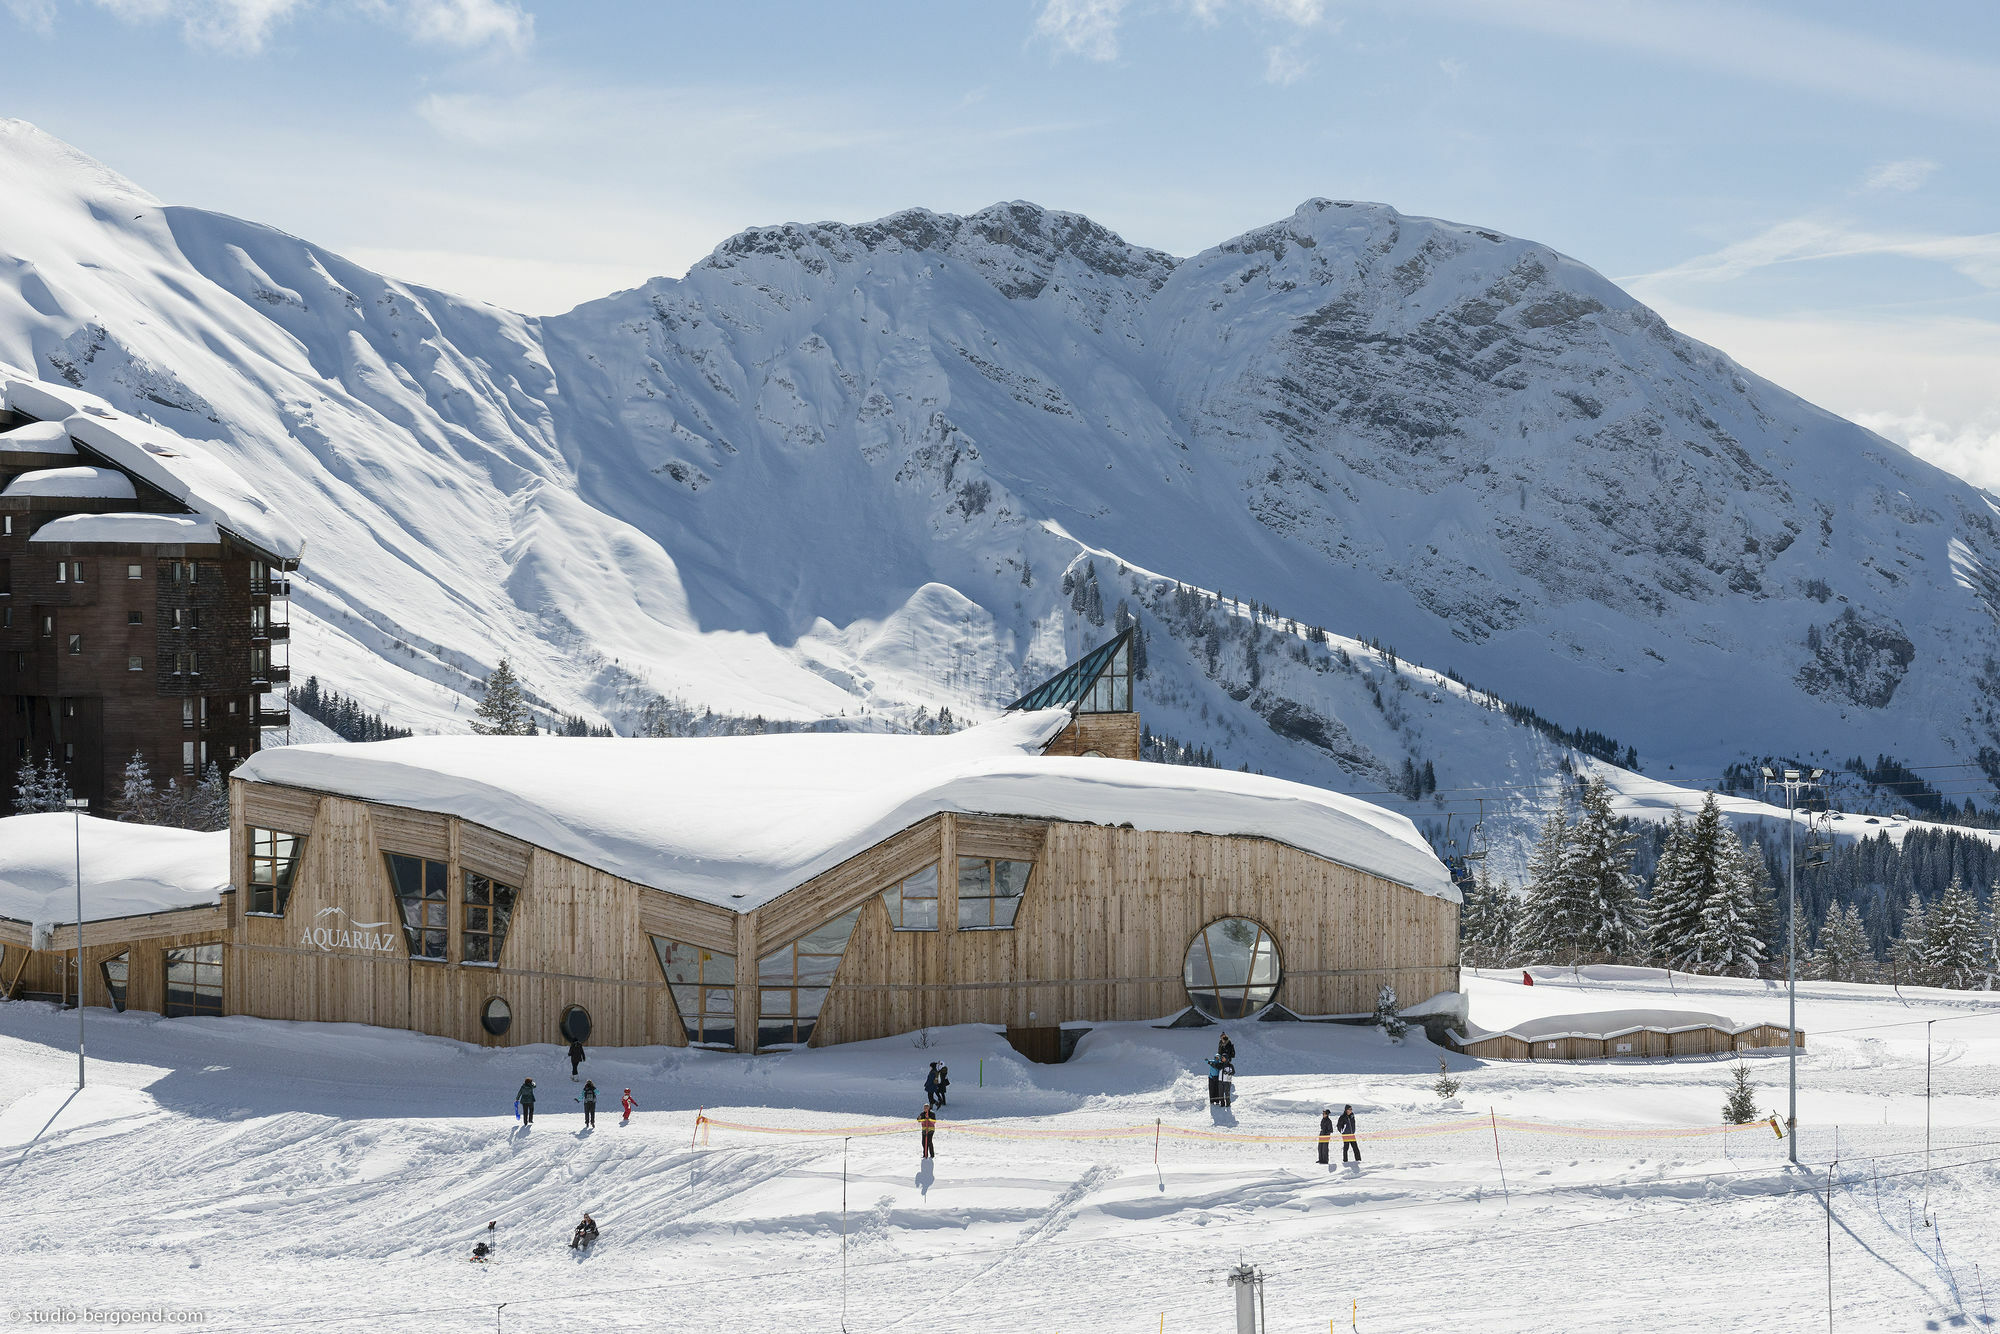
[[126, 564, 141, 580], [128, 656, 143, 672], [128, 611, 142, 625]]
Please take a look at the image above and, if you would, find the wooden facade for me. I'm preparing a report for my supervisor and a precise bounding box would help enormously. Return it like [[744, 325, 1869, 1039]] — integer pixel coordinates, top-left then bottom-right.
[[1452, 1022, 1806, 1062]]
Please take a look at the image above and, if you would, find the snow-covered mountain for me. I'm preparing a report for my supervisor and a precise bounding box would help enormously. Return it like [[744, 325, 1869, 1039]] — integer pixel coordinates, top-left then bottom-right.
[[3, 118, 1997, 842]]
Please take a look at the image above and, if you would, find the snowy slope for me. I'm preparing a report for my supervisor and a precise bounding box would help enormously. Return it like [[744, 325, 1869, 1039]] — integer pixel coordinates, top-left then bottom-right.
[[2, 119, 1996, 824], [2, 974, 1996, 1331]]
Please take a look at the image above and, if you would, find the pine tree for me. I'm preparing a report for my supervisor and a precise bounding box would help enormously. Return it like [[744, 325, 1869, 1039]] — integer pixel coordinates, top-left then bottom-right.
[[1519, 805, 1590, 964], [12, 753, 72, 813], [1722, 1063, 1760, 1124], [1808, 902, 1875, 982], [1461, 862, 1519, 967], [1644, 813, 1698, 966], [1688, 835, 1767, 978], [119, 751, 161, 823], [471, 659, 534, 736], [1651, 798, 1734, 970], [1923, 876, 1986, 989], [1374, 984, 1406, 1039], [1889, 892, 1931, 986], [1570, 777, 1646, 962], [184, 763, 230, 833]]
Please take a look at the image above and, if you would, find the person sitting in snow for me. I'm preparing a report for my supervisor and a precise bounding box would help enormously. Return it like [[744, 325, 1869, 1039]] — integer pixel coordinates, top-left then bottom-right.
[[470, 1220, 497, 1262], [620, 1088, 637, 1126], [569, 1213, 599, 1249]]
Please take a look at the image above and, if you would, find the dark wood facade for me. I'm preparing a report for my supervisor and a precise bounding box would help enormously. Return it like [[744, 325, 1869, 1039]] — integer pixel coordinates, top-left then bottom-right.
[[0, 406, 295, 813]]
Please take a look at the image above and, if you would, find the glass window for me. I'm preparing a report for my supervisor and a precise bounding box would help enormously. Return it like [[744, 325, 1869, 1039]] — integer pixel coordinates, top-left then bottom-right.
[[67, 634, 81, 655], [878, 864, 938, 931], [128, 656, 143, 672], [385, 853, 448, 959], [462, 872, 518, 963], [652, 938, 736, 1048], [247, 827, 302, 915], [481, 997, 511, 1036], [559, 1005, 592, 1043], [101, 950, 129, 1012], [1183, 918, 1283, 1021], [957, 857, 1031, 929], [127, 564, 142, 580], [164, 942, 223, 1017], [756, 906, 862, 1047], [128, 611, 142, 625]]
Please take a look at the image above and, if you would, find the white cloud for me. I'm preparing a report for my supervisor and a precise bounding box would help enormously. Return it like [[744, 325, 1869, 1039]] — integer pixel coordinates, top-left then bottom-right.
[[1862, 158, 1938, 193], [1851, 409, 2000, 493], [94, 0, 304, 53], [4, 0, 56, 32], [1631, 218, 2000, 291], [1264, 41, 1311, 85], [1034, 0, 1131, 61], [74, 0, 531, 53], [1439, 55, 1465, 79], [379, 0, 533, 52]]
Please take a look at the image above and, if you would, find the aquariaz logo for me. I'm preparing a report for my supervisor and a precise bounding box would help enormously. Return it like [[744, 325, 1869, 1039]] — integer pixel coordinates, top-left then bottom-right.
[[300, 905, 399, 954]]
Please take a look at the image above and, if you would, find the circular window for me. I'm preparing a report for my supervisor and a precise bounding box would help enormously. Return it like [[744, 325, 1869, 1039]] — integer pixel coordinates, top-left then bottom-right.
[[1182, 917, 1282, 1021], [481, 997, 511, 1037], [559, 1004, 592, 1044]]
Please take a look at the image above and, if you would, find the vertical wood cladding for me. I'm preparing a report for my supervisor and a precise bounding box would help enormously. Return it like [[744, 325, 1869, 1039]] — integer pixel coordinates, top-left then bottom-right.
[[1040, 712, 1142, 760]]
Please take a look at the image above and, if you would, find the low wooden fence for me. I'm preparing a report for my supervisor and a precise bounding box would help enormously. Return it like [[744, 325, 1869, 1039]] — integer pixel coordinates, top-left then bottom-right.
[[1451, 1021, 1804, 1062]]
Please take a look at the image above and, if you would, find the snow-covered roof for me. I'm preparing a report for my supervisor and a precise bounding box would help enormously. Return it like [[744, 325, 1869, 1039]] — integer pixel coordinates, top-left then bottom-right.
[[0, 419, 76, 455], [0, 814, 229, 927], [234, 709, 1458, 912], [1, 374, 302, 561], [29, 512, 222, 545], [2, 465, 137, 500]]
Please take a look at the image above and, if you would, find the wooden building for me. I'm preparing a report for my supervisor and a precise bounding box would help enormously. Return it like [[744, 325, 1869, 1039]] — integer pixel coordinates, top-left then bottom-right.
[[0, 372, 301, 814], [6, 634, 1462, 1052]]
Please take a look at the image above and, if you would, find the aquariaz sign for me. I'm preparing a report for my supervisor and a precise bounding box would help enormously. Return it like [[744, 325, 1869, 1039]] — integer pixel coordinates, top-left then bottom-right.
[[301, 906, 399, 954]]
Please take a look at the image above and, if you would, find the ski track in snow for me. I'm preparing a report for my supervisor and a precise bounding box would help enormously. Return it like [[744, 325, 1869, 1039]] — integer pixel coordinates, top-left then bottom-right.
[[3, 972, 1998, 1332]]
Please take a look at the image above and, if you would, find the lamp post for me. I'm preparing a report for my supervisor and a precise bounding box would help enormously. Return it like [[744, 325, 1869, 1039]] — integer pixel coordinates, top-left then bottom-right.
[[1760, 765, 1823, 1166], [68, 795, 88, 1090]]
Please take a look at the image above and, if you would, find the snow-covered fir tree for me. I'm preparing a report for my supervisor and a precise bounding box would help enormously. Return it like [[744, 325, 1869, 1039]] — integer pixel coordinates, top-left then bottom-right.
[[1722, 1064, 1760, 1124], [1648, 797, 1733, 969], [1922, 876, 1988, 990], [1374, 983, 1406, 1039], [12, 753, 72, 813], [1569, 776, 1646, 961], [1518, 805, 1590, 964], [1888, 892, 1931, 986], [1808, 902, 1875, 982], [119, 752, 162, 823], [1687, 834, 1767, 978], [471, 658, 535, 736]]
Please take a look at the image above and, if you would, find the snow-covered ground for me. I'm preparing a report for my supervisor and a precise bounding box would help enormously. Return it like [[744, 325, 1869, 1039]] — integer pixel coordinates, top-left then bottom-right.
[[3, 971, 1996, 1332]]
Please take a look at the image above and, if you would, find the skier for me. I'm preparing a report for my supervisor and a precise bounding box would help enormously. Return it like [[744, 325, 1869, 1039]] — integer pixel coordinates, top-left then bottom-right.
[[935, 1063, 950, 1108], [1337, 1104, 1360, 1162], [579, 1080, 598, 1129], [567, 1038, 587, 1081], [620, 1088, 637, 1126], [569, 1213, 599, 1250], [516, 1077, 537, 1126], [469, 1220, 497, 1263], [918, 1104, 937, 1159], [923, 1061, 942, 1108], [1217, 1031, 1236, 1066], [1317, 1109, 1333, 1166]]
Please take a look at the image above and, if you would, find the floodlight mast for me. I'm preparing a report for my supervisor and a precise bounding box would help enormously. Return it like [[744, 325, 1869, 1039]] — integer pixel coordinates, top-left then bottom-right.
[[1760, 764, 1824, 1165]]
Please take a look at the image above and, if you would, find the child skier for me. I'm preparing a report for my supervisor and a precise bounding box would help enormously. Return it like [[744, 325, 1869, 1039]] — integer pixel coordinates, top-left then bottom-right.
[[579, 1080, 598, 1129], [620, 1088, 637, 1126]]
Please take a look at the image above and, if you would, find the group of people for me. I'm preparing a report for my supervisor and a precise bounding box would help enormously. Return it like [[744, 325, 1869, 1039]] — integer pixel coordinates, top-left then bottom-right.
[[513, 1076, 638, 1129], [1317, 1105, 1360, 1164], [467, 1214, 600, 1262], [1205, 1031, 1237, 1107]]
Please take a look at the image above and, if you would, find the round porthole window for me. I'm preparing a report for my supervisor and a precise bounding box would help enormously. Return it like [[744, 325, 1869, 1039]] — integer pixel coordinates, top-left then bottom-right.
[[1182, 917, 1282, 1021], [481, 997, 511, 1037], [559, 1004, 592, 1044]]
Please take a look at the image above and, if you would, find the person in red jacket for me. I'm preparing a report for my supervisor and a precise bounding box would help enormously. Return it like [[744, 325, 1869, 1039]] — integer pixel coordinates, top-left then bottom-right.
[[620, 1088, 637, 1125]]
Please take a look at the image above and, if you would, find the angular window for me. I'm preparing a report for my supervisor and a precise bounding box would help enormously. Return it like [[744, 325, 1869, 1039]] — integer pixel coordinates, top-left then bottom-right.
[[652, 938, 736, 1048], [247, 827, 303, 915], [101, 950, 130, 1012], [385, 853, 449, 959], [164, 942, 223, 1017], [957, 857, 1031, 930], [878, 864, 938, 931], [757, 906, 862, 1047], [1182, 918, 1283, 1021], [462, 871, 518, 964]]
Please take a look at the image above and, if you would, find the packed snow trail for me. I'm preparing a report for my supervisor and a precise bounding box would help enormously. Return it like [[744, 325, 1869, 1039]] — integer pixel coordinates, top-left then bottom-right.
[[3, 971, 1997, 1332]]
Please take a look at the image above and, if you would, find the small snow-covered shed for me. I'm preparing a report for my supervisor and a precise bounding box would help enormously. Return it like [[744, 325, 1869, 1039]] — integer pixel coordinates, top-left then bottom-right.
[[196, 639, 1459, 1052]]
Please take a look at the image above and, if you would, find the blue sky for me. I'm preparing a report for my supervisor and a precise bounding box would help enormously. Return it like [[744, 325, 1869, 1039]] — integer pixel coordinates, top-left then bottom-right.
[[3, 0, 1997, 485]]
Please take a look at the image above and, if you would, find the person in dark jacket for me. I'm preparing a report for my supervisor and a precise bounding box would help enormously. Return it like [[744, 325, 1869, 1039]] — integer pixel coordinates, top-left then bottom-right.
[[935, 1064, 950, 1107], [569, 1213, 598, 1249], [470, 1220, 497, 1262], [1217, 1032, 1236, 1065], [516, 1078, 537, 1126], [923, 1062, 941, 1107], [1338, 1105, 1360, 1162], [918, 1104, 937, 1159], [1318, 1109, 1333, 1166], [579, 1080, 598, 1128], [1205, 1055, 1225, 1106], [567, 1039, 586, 1081]]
